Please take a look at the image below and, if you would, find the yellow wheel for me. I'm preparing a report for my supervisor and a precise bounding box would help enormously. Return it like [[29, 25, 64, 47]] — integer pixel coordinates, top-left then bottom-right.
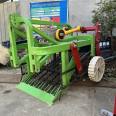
[[55, 29, 65, 40]]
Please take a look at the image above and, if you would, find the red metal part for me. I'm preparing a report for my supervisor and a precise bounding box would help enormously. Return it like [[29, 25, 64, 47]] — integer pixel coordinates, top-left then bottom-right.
[[95, 22, 101, 56], [70, 43, 83, 74], [113, 96, 116, 116], [80, 22, 101, 56], [80, 26, 96, 32]]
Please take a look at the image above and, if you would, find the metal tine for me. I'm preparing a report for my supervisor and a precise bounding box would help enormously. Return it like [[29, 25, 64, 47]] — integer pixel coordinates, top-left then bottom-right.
[[37, 79, 52, 89], [40, 72, 50, 86], [22, 74, 30, 82], [32, 81, 38, 86], [49, 86, 58, 94], [35, 81, 44, 88], [53, 85, 62, 95], [38, 78, 49, 89], [28, 73, 39, 84], [36, 71, 51, 87], [48, 76, 61, 93], [25, 76, 32, 83], [28, 76, 41, 85], [32, 77, 45, 87], [42, 66, 59, 91], [39, 59, 60, 89], [47, 77, 59, 93], [40, 64, 56, 88], [38, 71, 53, 89], [42, 81, 51, 91], [40, 82, 50, 90], [51, 82, 62, 95], [32, 69, 49, 85], [27, 56, 61, 90], [29, 70, 47, 85], [41, 76, 56, 91], [22, 75, 29, 82], [23, 73, 38, 83], [45, 84, 54, 93], [35, 72, 51, 88], [50, 86, 59, 94], [29, 76, 45, 87], [34, 71, 51, 87], [35, 59, 54, 86], [41, 77, 55, 91], [36, 81, 45, 88], [35, 80, 44, 88], [44, 65, 61, 90], [48, 82, 59, 94], [39, 62, 53, 89], [45, 74, 59, 92]]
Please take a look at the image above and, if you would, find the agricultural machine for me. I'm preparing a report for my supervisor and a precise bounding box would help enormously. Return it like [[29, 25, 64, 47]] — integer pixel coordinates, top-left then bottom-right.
[[9, 14, 105, 105]]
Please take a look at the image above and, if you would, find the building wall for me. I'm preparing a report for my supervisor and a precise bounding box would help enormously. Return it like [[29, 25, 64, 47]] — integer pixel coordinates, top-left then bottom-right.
[[20, 0, 100, 26], [0, 0, 101, 43], [0, 2, 17, 44], [31, 0, 101, 26], [19, 0, 30, 18], [69, 0, 100, 26]]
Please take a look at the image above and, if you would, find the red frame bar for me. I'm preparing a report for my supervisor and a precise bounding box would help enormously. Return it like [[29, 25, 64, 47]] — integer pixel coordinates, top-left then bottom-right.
[[95, 22, 101, 56], [80, 26, 96, 32], [113, 96, 116, 116], [80, 22, 101, 56], [70, 43, 83, 74]]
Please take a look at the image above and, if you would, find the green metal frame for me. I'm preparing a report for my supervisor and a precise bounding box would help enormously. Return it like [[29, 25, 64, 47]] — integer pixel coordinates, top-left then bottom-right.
[[9, 14, 95, 105]]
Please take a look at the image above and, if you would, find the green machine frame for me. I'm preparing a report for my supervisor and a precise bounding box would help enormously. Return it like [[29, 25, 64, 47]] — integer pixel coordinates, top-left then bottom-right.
[[9, 14, 95, 105]]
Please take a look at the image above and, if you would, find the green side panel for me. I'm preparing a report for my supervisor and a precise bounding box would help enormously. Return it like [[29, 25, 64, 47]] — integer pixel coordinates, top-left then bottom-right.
[[17, 82, 61, 105]]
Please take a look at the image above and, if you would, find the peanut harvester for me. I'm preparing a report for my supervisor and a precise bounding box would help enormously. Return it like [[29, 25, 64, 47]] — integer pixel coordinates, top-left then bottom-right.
[[9, 14, 105, 105]]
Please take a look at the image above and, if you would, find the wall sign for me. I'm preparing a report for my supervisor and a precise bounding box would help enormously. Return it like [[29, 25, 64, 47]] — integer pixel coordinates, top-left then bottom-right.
[[30, 0, 68, 24]]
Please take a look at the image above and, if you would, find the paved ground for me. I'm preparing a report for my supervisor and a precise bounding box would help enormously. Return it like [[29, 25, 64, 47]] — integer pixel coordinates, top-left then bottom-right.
[[0, 82, 115, 116], [0, 66, 21, 83], [0, 66, 115, 116]]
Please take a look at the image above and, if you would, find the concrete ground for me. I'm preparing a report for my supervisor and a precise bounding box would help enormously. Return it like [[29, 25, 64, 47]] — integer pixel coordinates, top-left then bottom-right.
[[0, 82, 115, 116], [0, 66, 116, 116]]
